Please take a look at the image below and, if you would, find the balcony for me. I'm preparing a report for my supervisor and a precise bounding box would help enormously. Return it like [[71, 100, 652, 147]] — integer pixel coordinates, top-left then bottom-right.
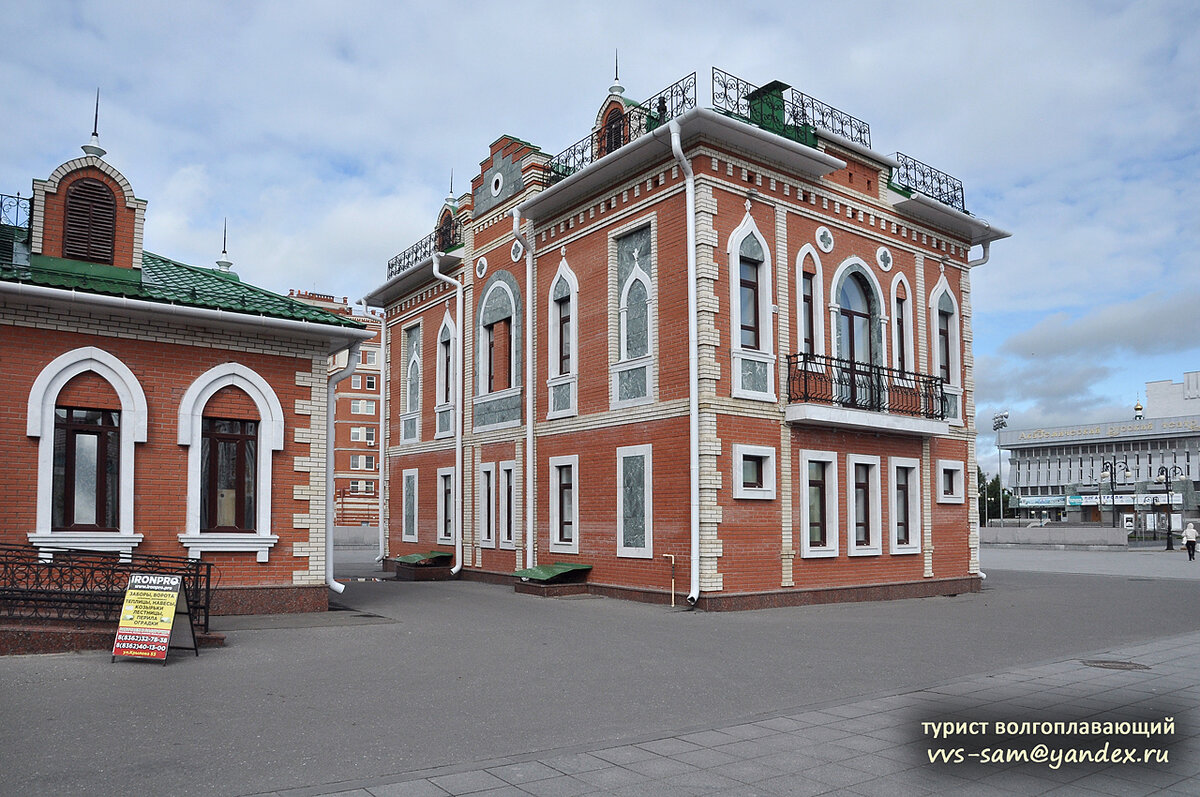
[[1, 193, 31, 266], [785, 353, 949, 436], [889, 152, 965, 213], [546, 72, 697, 185], [385, 215, 463, 281]]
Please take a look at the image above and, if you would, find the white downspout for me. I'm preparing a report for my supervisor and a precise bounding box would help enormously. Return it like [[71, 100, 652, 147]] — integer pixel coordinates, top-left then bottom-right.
[[327, 341, 362, 593], [669, 120, 701, 606], [432, 252, 465, 574], [510, 209, 536, 570], [357, 300, 387, 564], [967, 240, 991, 268]]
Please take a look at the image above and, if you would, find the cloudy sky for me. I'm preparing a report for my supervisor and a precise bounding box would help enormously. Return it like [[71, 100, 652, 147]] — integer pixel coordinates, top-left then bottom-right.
[[3, 0, 1197, 479]]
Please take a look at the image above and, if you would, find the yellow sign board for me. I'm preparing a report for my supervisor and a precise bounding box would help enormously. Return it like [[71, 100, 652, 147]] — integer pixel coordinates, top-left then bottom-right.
[[111, 573, 198, 663]]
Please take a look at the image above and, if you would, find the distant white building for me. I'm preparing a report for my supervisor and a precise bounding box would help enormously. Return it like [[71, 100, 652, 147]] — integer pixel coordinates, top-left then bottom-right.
[[997, 373, 1200, 530]]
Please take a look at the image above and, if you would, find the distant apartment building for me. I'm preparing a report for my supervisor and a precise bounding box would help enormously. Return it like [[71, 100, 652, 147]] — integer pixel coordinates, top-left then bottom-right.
[[999, 374, 1200, 528], [365, 68, 1009, 608], [290, 290, 383, 530]]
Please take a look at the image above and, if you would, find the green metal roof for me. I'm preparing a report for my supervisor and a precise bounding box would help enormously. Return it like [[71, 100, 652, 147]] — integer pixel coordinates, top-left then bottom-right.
[[0, 251, 363, 329]]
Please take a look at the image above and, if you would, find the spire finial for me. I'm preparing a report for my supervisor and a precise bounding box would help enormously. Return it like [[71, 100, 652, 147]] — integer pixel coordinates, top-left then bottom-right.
[[216, 218, 234, 272], [609, 50, 624, 96], [82, 88, 107, 158]]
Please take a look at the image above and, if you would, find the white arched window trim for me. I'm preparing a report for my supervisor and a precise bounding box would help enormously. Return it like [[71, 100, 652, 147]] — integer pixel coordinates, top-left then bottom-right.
[[889, 273, 915, 374], [547, 256, 580, 419], [827, 256, 889, 368], [477, 280, 518, 398], [26, 347, 148, 558], [435, 311, 456, 439], [795, 244, 826, 362], [727, 213, 775, 401], [177, 362, 285, 561], [929, 277, 964, 425]]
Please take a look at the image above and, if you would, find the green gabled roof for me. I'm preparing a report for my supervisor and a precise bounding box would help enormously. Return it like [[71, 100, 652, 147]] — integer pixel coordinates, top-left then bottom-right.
[[1, 251, 363, 329]]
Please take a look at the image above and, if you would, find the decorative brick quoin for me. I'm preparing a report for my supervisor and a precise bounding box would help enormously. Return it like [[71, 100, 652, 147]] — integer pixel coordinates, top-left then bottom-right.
[[365, 68, 1010, 609], [1, 131, 374, 614]]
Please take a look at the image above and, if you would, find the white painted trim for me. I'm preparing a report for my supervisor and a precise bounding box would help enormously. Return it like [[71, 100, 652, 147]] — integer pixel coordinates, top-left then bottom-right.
[[795, 243, 826, 358], [929, 276, 963, 424], [177, 362, 285, 561], [435, 311, 456, 414], [477, 279, 518, 397], [548, 454, 579, 555], [828, 256, 889, 369], [785, 403, 948, 436], [498, 460, 516, 550], [889, 456, 922, 555], [26, 346, 148, 553], [616, 444, 653, 558], [799, 449, 839, 558], [437, 466, 455, 543], [889, 273, 915, 373], [477, 462, 497, 549], [733, 444, 777, 500], [937, 459, 966, 504], [727, 210, 776, 399], [846, 453, 882, 556]]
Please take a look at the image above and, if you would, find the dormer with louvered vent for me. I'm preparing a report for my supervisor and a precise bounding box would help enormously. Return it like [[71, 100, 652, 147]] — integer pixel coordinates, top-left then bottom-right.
[[30, 154, 147, 270]]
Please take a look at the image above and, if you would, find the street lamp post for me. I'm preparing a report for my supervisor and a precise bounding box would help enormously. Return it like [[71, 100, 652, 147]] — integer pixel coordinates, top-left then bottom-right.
[[1099, 457, 1131, 529], [993, 411, 1008, 522], [1156, 465, 1184, 551]]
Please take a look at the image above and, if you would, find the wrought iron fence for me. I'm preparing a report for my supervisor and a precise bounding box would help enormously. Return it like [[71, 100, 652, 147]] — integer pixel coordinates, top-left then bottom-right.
[[0, 544, 214, 632], [891, 152, 965, 213], [546, 72, 697, 184], [712, 68, 871, 149], [786, 352, 946, 420], [386, 216, 463, 281]]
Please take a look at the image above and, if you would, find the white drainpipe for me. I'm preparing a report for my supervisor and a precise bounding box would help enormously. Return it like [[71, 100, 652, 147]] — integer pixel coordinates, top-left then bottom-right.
[[357, 299, 388, 564], [967, 240, 992, 268], [510, 209, 536, 570], [431, 252, 465, 574], [668, 120, 701, 606], [326, 342, 362, 593]]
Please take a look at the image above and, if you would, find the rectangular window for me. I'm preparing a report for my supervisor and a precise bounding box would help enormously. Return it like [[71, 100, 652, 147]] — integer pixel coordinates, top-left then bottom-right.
[[200, 418, 258, 532], [733, 444, 776, 499], [350, 455, 376, 470], [52, 407, 120, 530], [937, 460, 965, 503], [440, 334, 453, 404], [557, 296, 572, 376], [739, 259, 760, 350], [478, 463, 496, 548], [802, 272, 814, 355], [348, 480, 374, 495], [365, 375, 377, 391], [549, 455, 579, 554], [359, 349, 378, 366], [617, 445, 653, 558], [499, 461, 515, 550], [351, 400, 376, 415], [402, 469, 418, 543], [437, 467, 454, 543], [800, 450, 838, 558], [938, 310, 952, 382], [352, 375, 362, 390], [846, 454, 881, 556], [890, 457, 921, 554]]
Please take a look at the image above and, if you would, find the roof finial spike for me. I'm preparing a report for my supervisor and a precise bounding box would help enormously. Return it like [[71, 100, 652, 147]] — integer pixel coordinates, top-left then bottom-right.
[[216, 218, 234, 273], [81, 87, 107, 158], [446, 169, 458, 208], [609, 50, 624, 96]]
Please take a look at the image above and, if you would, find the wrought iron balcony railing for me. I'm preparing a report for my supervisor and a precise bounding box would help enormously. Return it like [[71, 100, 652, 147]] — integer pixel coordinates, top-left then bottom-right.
[[1, 193, 30, 229], [712, 67, 871, 149], [386, 215, 463, 281], [890, 152, 965, 213], [546, 72, 697, 185], [786, 352, 946, 421]]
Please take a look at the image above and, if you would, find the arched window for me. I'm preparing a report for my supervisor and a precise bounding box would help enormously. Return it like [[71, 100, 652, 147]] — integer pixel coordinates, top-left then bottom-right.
[[929, 280, 963, 423], [728, 215, 775, 400], [937, 292, 954, 382], [613, 227, 654, 407], [890, 274, 913, 374], [401, 325, 421, 442], [435, 314, 456, 438], [603, 107, 625, 155], [795, 245, 825, 360], [478, 283, 514, 395], [838, 273, 873, 366], [435, 210, 455, 252], [621, 277, 649, 360], [63, 178, 117, 264]]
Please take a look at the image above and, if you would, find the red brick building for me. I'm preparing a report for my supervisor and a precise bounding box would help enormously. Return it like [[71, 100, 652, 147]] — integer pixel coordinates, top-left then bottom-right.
[[0, 133, 373, 613], [365, 68, 1009, 608], [289, 290, 383, 536]]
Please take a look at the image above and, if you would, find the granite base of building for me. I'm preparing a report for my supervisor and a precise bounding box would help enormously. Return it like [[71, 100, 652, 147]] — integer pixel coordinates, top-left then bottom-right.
[[0, 619, 226, 656], [455, 570, 981, 609], [209, 585, 327, 615]]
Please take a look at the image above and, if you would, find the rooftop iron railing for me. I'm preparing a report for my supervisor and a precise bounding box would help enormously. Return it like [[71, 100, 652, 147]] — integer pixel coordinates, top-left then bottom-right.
[[386, 215, 464, 281], [1, 193, 30, 229], [711, 67, 871, 149], [890, 152, 966, 213], [545, 72, 697, 184], [786, 352, 946, 421]]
